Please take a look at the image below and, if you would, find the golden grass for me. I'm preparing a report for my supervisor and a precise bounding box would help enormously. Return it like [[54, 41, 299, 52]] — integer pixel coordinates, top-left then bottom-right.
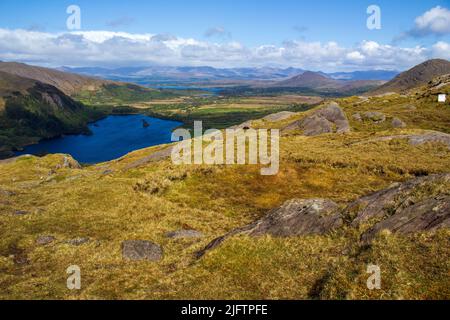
[[0, 91, 449, 299]]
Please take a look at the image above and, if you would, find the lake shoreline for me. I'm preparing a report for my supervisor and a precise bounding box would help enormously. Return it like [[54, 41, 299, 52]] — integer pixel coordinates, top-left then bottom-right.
[[14, 114, 183, 164]]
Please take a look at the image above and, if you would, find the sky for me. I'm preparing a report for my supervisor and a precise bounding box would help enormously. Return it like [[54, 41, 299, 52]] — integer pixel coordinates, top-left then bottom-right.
[[0, 0, 449, 71]]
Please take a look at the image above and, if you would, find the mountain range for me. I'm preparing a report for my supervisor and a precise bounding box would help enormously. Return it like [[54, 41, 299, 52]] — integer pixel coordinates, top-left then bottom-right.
[[60, 65, 399, 84]]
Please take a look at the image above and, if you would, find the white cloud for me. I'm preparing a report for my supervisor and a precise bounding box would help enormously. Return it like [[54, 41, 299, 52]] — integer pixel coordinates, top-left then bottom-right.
[[432, 41, 450, 59], [414, 6, 450, 35], [0, 28, 446, 71]]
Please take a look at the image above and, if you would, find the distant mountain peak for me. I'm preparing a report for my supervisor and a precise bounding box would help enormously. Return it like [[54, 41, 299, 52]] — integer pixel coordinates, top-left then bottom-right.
[[370, 59, 450, 95]]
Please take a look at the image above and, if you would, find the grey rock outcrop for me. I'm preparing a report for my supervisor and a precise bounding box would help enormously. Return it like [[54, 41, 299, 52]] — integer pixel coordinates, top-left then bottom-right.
[[123, 146, 174, 170], [348, 174, 450, 226], [361, 195, 450, 243], [263, 111, 296, 122], [196, 199, 343, 258], [362, 111, 386, 123], [392, 117, 407, 128], [166, 229, 204, 239], [122, 240, 163, 261], [36, 235, 56, 246], [354, 131, 450, 150], [283, 102, 350, 135]]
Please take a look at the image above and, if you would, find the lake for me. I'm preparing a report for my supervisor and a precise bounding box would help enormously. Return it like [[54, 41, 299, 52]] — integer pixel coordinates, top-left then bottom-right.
[[16, 115, 182, 164]]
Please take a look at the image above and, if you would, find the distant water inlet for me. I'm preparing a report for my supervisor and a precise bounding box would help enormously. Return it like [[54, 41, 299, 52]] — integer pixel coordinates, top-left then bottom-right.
[[16, 115, 182, 164]]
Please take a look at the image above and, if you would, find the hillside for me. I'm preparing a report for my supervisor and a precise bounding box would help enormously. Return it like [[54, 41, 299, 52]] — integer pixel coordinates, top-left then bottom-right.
[[0, 62, 110, 96], [370, 59, 450, 95], [0, 71, 449, 299], [0, 71, 105, 158], [0, 62, 180, 105]]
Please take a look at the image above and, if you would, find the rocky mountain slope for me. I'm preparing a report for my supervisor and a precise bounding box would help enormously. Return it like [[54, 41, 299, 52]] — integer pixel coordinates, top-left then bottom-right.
[[370, 59, 450, 95]]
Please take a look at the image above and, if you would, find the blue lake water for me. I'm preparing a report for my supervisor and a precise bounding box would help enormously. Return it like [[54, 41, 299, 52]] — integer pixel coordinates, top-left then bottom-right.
[[16, 115, 182, 164]]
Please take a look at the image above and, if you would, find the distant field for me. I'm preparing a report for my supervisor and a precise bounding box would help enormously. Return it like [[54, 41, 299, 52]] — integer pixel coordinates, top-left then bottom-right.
[[134, 95, 323, 129]]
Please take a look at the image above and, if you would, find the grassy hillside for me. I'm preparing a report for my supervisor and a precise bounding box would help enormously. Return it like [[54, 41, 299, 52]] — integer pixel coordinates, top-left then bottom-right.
[[0, 72, 107, 158], [0, 77, 449, 299]]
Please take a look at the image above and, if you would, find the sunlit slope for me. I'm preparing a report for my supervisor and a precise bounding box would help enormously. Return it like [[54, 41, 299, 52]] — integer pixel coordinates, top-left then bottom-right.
[[0, 79, 449, 299]]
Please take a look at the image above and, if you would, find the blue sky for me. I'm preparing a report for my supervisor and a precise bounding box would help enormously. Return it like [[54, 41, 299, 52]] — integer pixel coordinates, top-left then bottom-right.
[[0, 0, 449, 70]]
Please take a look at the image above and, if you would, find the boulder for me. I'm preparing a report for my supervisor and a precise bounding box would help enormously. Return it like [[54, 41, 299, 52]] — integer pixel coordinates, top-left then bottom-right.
[[352, 113, 362, 122], [67, 237, 90, 246], [301, 116, 333, 136], [361, 196, 450, 243], [122, 240, 163, 261], [283, 102, 350, 135], [392, 117, 407, 128], [56, 155, 81, 169], [362, 111, 386, 123], [196, 199, 342, 258], [348, 174, 450, 226], [36, 235, 56, 246], [408, 132, 450, 149], [165, 229, 204, 239]]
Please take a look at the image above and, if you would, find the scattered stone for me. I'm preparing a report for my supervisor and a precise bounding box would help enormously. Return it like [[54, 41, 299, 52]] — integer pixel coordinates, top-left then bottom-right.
[[263, 111, 296, 122], [121, 240, 163, 261], [165, 229, 204, 239], [67, 237, 90, 246], [352, 113, 362, 122], [102, 169, 114, 175], [196, 199, 342, 258], [36, 235, 56, 246], [13, 210, 30, 216], [362, 111, 386, 123], [392, 117, 407, 128], [0, 189, 15, 196], [13, 253, 29, 266]]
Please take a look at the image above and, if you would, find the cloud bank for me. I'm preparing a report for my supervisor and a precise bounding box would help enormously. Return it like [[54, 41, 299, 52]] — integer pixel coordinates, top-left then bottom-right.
[[0, 28, 448, 71]]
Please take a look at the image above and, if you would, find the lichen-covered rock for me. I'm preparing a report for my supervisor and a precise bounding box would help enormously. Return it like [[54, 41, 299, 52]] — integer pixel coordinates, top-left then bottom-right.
[[166, 229, 204, 239], [122, 240, 163, 261], [283, 102, 350, 135], [362, 111, 386, 123], [67, 237, 90, 246], [408, 132, 450, 149], [352, 113, 362, 122], [56, 155, 81, 169], [361, 196, 450, 243], [36, 235, 56, 246], [392, 117, 407, 128], [196, 199, 342, 258], [348, 174, 450, 226]]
